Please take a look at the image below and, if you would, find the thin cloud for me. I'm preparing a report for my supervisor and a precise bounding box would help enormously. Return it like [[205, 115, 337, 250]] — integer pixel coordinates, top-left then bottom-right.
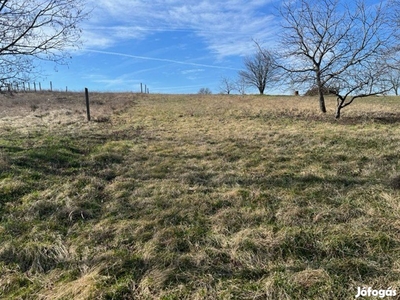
[[85, 0, 279, 57], [181, 69, 205, 74], [85, 49, 241, 70]]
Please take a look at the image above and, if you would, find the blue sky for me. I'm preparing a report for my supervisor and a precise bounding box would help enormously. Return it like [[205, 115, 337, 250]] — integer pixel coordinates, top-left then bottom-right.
[[39, 0, 281, 94]]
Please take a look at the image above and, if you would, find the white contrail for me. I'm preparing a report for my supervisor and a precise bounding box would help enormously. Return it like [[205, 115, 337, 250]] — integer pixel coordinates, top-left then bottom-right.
[[85, 49, 240, 70]]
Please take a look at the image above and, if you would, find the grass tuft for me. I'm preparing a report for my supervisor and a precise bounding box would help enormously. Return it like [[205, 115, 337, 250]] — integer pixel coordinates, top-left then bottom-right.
[[389, 174, 400, 190]]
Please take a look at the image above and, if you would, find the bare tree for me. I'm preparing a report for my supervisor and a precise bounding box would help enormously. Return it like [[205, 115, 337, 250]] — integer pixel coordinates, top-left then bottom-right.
[[235, 77, 248, 95], [239, 46, 276, 95], [388, 0, 400, 79], [391, 0, 400, 36], [278, 0, 396, 117], [332, 61, 390, 118], [198, 87, 212, 95], [0, 0, 87, 85], [219, 77, 236, 95], [387, 67, 400, 96]]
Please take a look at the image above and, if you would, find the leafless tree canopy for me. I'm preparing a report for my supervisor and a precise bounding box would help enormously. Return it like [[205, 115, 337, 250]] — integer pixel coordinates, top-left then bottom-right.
[[278, 0, 397, 117], [219, 77, 236, 95], [198, 87, 212, 95], [386, 67, 400, 95], [235, 77, 248, 95], [239, 48, 276, 95], [0, 0, 86, 84]]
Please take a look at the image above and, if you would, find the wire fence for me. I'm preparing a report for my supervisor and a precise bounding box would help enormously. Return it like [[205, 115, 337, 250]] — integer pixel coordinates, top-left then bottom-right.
[[0, 81, 151, 94], [0, 81, 50, 93]]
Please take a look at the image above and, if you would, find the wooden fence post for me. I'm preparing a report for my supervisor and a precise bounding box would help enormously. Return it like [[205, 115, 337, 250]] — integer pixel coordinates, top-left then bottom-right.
[[85, 87, 91, 121], [50, 81, 52, 91]]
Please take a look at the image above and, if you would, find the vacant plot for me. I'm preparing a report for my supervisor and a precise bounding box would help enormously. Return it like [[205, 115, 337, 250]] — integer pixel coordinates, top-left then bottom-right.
[[0, 92, 399, 299]]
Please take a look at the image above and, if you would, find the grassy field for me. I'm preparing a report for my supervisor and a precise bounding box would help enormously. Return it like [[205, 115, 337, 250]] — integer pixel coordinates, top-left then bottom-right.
[[0, 91, 400, 299]]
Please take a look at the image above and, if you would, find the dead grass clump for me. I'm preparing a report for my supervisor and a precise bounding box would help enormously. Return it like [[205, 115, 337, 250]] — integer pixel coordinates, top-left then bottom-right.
[[0, 234, 70, 274], [37, 265, 105, 300], [389, 174, 400, 189], [93, 115, 111, 123], [0, 152, 11, 172], [292, 268, 331, 288], [30, 104, 39, 112]]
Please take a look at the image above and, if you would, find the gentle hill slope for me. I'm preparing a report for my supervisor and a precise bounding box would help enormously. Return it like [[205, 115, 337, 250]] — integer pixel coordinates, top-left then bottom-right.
[[0, 92, 400, 299]]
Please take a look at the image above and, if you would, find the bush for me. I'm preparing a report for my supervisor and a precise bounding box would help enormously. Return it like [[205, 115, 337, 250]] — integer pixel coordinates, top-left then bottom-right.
[[304, 86, 338, 96], [198, 87, 212, 95]]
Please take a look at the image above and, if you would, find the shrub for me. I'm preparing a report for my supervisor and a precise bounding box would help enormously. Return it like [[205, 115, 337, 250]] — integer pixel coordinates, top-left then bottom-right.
[[304, 86, 338, 96], [198, 87, 212, 95]]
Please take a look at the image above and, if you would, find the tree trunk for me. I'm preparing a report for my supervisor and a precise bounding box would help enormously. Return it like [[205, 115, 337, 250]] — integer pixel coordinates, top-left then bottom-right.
[[316, 72, 327, 113], [319, 91, 327, 113], [335, 104, 342, 119]]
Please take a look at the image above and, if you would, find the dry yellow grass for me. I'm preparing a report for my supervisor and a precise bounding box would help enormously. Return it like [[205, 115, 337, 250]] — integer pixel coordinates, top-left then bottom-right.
[[0, 91, 400, 299]]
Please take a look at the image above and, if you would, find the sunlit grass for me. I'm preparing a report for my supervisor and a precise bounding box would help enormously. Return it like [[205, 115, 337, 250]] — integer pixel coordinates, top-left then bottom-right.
[[0, 92, 400, 299]]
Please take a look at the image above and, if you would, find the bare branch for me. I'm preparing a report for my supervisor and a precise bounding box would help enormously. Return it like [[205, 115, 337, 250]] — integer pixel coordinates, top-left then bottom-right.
[[219, 77, 236, 95], [239, 44, 277, 95], [277, 0, 397, 117], [0, 0, 87, 83]]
